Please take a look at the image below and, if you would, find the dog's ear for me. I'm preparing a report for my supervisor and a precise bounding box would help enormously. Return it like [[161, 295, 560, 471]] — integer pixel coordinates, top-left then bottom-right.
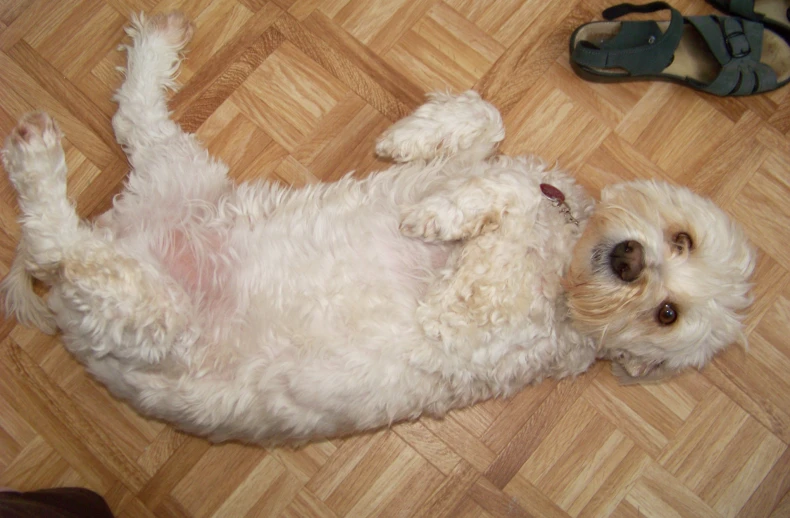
[[610, 360, 677, 385]]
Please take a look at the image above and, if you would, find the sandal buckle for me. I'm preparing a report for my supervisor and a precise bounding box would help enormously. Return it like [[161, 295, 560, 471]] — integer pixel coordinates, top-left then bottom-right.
[[725, 31, 750, 58]]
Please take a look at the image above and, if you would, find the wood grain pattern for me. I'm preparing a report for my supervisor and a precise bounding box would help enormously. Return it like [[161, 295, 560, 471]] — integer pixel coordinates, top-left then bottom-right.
[[1, 0, 789, 516]]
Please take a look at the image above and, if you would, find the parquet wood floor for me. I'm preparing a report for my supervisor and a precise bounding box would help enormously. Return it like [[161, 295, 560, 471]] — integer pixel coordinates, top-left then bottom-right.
[[1, 0, 789, 516]]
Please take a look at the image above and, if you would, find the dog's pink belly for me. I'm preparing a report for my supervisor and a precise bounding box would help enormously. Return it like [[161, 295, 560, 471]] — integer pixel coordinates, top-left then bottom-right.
[[149, 216, 451, 352], [147, 227, 243, 342], [159, 230, 222, 292]]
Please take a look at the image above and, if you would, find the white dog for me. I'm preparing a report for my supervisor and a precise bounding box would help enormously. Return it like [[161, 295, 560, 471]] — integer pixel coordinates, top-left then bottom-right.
[[1, 12, 755, 444]]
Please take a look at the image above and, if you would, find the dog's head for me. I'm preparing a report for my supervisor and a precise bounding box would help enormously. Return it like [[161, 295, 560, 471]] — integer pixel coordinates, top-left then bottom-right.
[[563, 180, 755, 383]]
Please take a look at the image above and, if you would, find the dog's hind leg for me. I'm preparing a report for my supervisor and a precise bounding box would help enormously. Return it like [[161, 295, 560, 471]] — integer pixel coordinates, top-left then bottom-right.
[[112, 12, 194, 162], [112, 12, 230, 205], [2, 113, 193, 362], [2, 113, 83, 283], [375, 91, 505, 164], [1, 112, 74, 331]]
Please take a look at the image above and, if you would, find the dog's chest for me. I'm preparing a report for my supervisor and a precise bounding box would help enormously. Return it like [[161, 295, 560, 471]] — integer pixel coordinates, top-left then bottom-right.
[[417, 188, 586, 359]]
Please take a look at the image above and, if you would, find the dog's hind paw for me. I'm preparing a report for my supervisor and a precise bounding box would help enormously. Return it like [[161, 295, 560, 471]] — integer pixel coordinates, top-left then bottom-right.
[[3, 112, 64, 181], [128, 11, 194, 50], [148, 11, 194, 48], [5, 112, 62, 151]]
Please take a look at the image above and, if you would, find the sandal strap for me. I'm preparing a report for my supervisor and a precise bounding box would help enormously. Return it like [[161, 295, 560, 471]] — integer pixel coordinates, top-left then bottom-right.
[[686, 15, 778, 95], [601, 1, 678, 20], [706, 0, 760, 20], [571, 2, 685, 75]]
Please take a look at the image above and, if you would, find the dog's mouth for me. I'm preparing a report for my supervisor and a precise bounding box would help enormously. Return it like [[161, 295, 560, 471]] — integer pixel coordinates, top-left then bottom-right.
[[605, 349, 667, 380]]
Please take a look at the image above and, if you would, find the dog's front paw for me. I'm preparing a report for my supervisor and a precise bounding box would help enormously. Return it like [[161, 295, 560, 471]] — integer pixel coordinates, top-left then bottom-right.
[[3, 112, 64, 178], [376, 91, 504, 162], [374, 130, 409, 162], [400, 199, 463, 242], [400, 209, 443, 241], [400, 195, 502, 242]]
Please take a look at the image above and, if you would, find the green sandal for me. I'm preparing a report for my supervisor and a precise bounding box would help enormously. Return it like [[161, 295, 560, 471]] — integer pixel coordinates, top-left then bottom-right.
[[569, 1, 790, 96], [706, 0, 790, 40]]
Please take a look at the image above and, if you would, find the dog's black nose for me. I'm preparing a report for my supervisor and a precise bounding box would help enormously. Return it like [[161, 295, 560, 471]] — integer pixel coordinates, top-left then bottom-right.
[[610, 240, 644, 282]]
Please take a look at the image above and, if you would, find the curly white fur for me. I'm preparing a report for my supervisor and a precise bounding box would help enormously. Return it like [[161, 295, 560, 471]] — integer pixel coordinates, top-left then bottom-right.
[[1, 12, 755, 444]]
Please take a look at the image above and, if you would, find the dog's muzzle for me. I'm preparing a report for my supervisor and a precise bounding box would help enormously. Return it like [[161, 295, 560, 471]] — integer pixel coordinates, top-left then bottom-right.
[[610, 240, 644, 282]]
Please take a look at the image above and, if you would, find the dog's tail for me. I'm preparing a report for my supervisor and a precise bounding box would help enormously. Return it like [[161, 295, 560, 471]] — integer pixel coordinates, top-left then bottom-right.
[[1, 243, 57, 334]]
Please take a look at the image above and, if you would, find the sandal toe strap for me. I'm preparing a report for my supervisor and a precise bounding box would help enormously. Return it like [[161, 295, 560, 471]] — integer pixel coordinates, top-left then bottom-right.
[[688, 15, 779, 95]]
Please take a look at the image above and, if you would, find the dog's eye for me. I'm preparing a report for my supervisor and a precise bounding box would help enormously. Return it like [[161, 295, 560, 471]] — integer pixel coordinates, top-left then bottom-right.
[[672, 232, 693, 253], [657, 302, 678, 326]]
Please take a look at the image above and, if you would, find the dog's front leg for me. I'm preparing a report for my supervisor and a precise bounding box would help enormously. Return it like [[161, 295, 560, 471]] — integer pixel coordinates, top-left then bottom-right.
[[375, 91, 504, 164]]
